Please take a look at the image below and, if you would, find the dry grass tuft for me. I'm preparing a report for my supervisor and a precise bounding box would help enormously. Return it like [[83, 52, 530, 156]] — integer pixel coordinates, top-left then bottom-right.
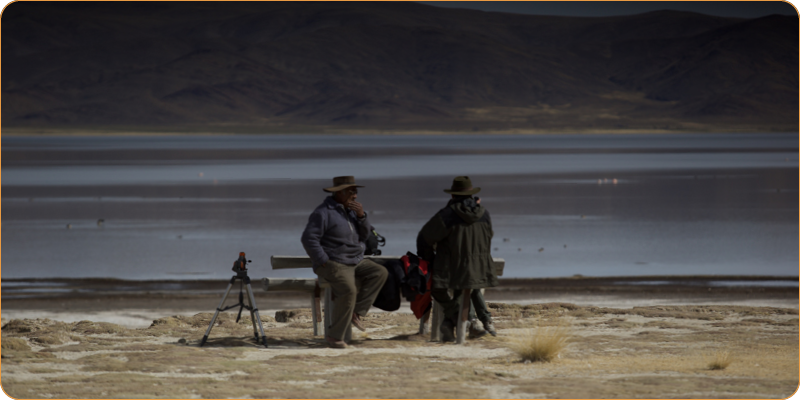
[[508, 319, 571, 362], [2, 337, 31, 351], [707, 349, 734, 370]]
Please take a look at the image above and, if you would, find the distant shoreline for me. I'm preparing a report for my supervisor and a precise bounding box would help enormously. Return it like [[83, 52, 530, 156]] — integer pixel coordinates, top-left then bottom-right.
[[4, 275, 797, 292], [3, 275, 797, 307], [3, 126, 797, 136]]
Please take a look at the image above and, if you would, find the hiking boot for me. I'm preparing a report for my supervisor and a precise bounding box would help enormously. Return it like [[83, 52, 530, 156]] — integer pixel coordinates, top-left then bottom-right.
[[468, 319, 488, 339], [440, 319, 455, 343], [482, 319, 497, 337], [325, 336, 347, 349], [351, 313, 366, 332]]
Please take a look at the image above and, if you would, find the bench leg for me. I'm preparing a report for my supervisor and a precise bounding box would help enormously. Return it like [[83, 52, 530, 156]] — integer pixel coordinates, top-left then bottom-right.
[[456, 289, 471, 345], [418, 308, 431, 335], [323, 287, 333, 339], [311, 292, 320, 336], [315, 291, 323, 336], [431, 299, 443, 342]]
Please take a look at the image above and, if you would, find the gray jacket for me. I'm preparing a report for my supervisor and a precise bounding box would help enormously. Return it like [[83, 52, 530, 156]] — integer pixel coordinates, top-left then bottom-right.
[[301, 196, 370, 270]]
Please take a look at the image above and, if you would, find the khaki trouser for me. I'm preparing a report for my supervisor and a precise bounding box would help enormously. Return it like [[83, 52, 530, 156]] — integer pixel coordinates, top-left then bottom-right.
[[315, 259, 388, 341]]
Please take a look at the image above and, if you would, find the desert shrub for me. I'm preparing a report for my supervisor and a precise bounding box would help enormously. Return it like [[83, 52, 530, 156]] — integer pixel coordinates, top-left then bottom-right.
[[707, 349, 734, 370], [489, 303, 582, 320], [507, 319, 571, 362], [150, 316, 185, 327], [30, 334, 65, 345], [72, 320, 127, 335], [2, 319, 72, 336], [537, 303, 580, 311], [741, 318, 774, 324], [567, 309, 595, 319], [603, 318, 639, 329], [185, 313, 218, 327], [159, 313, 215, 329], [2, 337, 31, 351], [275, 309, 312, 323], [2, 319, 38, 334]]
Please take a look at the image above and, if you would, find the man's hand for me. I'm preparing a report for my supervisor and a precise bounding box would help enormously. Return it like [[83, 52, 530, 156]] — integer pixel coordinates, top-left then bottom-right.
[[347, 200, 365, 218]]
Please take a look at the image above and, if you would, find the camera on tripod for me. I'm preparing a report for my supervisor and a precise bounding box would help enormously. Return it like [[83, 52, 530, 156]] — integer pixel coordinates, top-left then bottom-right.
[[232, 252, 251, 276], [201, 251, 268, 347]]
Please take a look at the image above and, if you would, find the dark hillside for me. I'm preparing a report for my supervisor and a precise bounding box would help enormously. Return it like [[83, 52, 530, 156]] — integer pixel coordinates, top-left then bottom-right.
[[2, 2, 796, 132], [607, 15, 798, 120]]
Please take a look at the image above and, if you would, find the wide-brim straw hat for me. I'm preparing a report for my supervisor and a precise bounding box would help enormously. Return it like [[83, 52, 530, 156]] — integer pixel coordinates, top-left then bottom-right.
[[444, 176, 481, 195], [323, 176, 365, 193]]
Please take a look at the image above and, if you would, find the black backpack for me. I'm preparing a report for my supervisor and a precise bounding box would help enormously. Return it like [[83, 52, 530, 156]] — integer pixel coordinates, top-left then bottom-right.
[[364, 228, 386, 256]]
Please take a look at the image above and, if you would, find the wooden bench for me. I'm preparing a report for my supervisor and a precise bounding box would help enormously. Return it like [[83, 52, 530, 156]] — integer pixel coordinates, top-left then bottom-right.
[[265, 255, 505, 344]]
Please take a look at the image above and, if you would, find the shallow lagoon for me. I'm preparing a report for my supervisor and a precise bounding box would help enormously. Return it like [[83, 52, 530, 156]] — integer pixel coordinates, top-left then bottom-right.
[[2, 133, 797, 280]]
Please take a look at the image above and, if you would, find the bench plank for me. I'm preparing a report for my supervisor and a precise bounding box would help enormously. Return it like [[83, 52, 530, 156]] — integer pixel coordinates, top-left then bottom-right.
[[270, 255, 505, 276]]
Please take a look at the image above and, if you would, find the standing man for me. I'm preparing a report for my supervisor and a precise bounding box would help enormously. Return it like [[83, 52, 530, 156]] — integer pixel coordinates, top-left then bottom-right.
[[417, 176, 498, 342], [301, 176, 388, 349]]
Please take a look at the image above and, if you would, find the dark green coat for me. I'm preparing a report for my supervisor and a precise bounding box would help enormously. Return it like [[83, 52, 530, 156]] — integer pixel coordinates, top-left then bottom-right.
[[417, 198, 498, 290]]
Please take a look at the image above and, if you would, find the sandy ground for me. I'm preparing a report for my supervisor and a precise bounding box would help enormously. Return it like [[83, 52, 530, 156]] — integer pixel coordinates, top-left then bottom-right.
[[1, 279, 798, 399]]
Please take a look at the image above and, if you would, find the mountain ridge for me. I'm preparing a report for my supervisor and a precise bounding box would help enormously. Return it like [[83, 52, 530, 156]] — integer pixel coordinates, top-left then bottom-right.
[[2, 2, 797, 133]]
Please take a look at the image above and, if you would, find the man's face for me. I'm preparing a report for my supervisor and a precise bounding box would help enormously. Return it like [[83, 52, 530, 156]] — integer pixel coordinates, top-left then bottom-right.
[[334, 187, 358, 205]]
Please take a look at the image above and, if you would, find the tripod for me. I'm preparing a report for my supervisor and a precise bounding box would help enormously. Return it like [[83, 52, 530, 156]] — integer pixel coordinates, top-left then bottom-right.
[[200, 253, 268, 348]]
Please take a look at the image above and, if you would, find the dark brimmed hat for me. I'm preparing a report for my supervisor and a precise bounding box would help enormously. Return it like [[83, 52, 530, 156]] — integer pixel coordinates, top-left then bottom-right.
[[444, 176, 481, 195], [323, 176, 365, 193]]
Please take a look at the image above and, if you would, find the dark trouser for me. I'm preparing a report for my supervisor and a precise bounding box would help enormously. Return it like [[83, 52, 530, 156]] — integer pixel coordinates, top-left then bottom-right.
[[471, 289, 491, 323], [315, 259, 388, 341], [431, 288, 492, 324]]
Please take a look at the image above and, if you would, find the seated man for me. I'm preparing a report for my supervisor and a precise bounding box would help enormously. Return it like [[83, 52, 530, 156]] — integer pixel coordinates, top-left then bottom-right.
[[301, 176, 388, 349]]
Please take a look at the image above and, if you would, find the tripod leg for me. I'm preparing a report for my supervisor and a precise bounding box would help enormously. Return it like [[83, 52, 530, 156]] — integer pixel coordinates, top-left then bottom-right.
[[243, 284, 259, 341], [201, 282, 234, 347], [236, 290, 245, 323], [246, 283, 268, 348]]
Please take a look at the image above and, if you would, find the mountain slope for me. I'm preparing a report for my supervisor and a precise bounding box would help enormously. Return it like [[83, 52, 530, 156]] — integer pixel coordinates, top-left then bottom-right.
[[2, 2, 796, 132]]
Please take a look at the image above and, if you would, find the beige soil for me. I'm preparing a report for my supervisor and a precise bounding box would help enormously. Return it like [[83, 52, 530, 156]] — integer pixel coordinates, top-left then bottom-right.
[[2, 301, 798, 399]]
